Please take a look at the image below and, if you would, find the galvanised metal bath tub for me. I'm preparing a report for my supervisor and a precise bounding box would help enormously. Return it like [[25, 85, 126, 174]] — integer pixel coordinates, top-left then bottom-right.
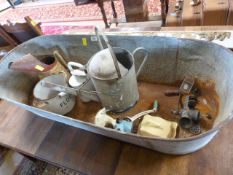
[[0, 33, 232, 155]]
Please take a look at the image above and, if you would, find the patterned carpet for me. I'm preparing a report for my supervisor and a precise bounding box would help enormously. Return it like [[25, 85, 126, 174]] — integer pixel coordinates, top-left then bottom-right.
[[0, 146, 81, 175], [0, 0, 161, 23]]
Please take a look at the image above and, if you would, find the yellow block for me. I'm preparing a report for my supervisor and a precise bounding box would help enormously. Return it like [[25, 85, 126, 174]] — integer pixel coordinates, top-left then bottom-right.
[[82, 38, 88, 46], [35, 65, 44, 71], [138, 115, 178, 139], [31, 20, 37, 27]]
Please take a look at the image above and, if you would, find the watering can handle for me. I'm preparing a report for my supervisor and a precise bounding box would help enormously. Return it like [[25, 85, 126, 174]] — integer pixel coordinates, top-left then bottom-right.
[[94, 26, 122, 79], [133, 47, 149, 77], [67, 62, 85, 73]]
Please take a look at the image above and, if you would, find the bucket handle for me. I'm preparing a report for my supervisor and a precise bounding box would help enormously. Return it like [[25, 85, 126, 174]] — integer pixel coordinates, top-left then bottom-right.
[[132, 47, 149, 77]]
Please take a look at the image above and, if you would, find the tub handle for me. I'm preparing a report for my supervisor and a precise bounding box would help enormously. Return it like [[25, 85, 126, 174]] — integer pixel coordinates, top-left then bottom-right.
[[133, 47, 149, 77]]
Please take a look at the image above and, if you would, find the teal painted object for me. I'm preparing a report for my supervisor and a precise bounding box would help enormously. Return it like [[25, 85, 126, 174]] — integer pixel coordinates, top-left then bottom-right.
[[115, 120, 133, 133], [153, 100, 158, 110]]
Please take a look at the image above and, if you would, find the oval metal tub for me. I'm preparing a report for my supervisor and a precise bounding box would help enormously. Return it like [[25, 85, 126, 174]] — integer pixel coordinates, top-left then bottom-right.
[[0, 33, 232, 155]]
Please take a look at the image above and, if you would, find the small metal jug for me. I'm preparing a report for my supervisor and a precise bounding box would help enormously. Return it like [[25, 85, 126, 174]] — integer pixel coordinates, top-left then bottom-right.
[[33, 74, 76, 115]]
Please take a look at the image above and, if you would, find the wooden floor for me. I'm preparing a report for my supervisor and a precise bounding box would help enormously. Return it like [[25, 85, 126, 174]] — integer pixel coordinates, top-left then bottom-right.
[[0, 100, 232, 175]]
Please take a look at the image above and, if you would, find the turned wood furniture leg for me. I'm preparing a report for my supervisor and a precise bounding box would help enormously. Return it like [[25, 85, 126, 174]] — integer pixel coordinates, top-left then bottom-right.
[[97, 0, 110, 28], [165, 0, 169, 14], [111, 0, 118, 26], [161, 0, 167, 26]]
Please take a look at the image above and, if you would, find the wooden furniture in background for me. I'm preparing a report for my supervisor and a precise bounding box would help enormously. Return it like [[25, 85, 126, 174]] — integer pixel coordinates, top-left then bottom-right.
[[74, 0, 118, 28], [6, 0, 15, 9], [182, 0, 202, 26], [0, 100, 232, 175], [202, 0, 228, 25], [0, 18, 43, 45], [74, 0, 164, 26], [96, 0, 110, 28], [122, 0, 148, 22], [160, 0, 169, 26], [166, 0, 181, 26], [227, 0, 233, 24], [0, 26, 19, 47], [166, 0, 233, 26], [24, 16, 43, 36], [0, 17, 42, 53]]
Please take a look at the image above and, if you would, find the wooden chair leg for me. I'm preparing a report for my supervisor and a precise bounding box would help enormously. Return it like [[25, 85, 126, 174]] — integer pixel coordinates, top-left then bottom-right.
[[161, 0, 168, 26], [24, 16, 43, 36], [0, 26, 18, 47], [111, 0, 118, 26], [97, 0, 110, 28], [165, 0, 169, 14]]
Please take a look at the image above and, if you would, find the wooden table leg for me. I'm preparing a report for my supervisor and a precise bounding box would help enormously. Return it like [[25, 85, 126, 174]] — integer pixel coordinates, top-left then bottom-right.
[[97, 0, 110, 28]]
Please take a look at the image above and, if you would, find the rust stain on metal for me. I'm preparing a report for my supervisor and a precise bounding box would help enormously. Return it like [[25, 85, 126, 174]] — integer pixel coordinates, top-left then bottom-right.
[[62, 80, 219, 139]]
